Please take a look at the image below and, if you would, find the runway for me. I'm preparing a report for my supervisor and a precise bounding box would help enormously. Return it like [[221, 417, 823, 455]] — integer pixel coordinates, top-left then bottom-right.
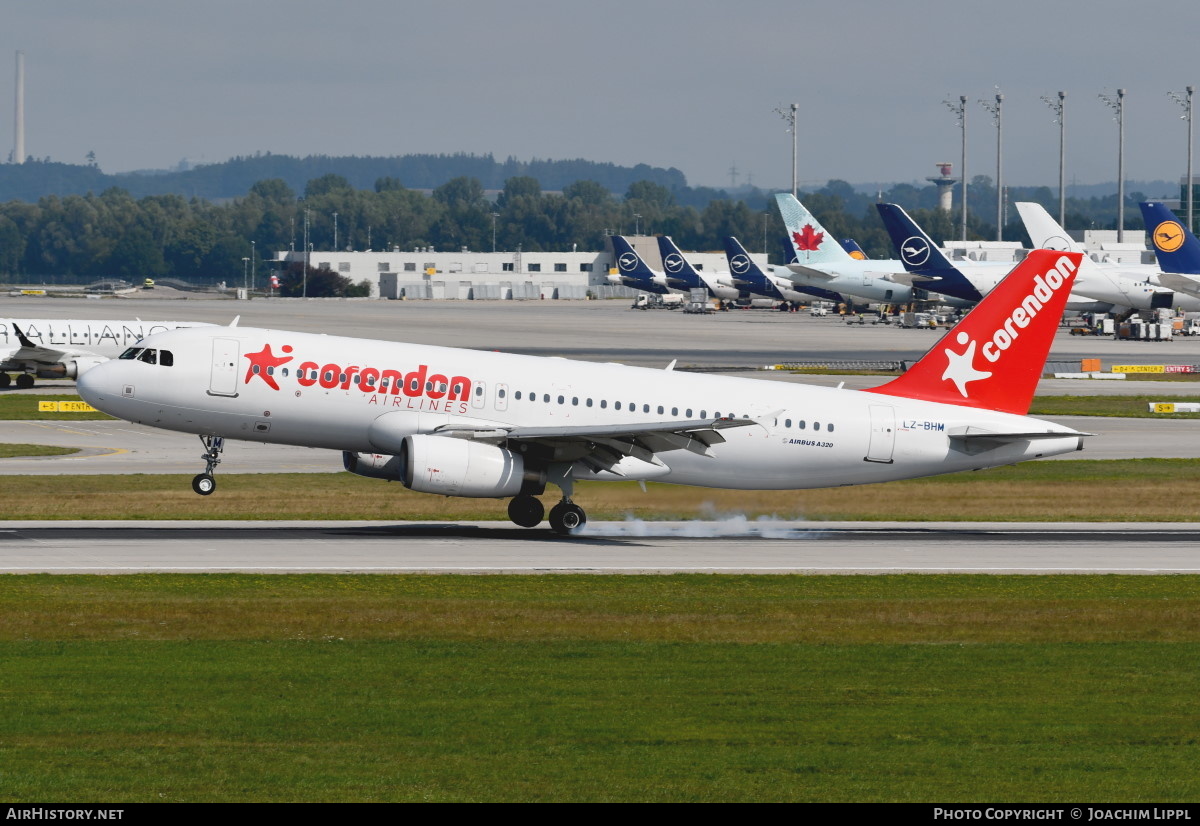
[[1, 520, 1198, 574]]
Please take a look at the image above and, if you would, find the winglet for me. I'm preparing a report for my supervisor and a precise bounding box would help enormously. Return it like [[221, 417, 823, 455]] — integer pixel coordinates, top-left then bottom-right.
[[865, 250, 1082, 414], [229, 315, 241, 327], [665, 359, 676, 371]]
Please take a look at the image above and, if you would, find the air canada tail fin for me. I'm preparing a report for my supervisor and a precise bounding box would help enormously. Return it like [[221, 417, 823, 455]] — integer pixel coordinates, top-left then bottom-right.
[[1140, 202, 1200, 274], [775, 193, 854, 266], [865, 250, 1083, 415]]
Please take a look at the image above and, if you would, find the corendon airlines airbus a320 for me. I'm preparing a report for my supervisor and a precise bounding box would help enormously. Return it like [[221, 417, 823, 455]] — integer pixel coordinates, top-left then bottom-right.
[[77, 250, 1087, 534]]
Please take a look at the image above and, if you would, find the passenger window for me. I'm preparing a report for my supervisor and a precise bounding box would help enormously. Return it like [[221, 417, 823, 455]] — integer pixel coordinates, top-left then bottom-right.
[[671, 407, 678, 416], [657, 405, 664, 415], [600, 400, 607, 409], [557, 395, 564, 404], [515, 391, 523, 400], [615, 402, 622, 410], [643, 404, 650, 413], [828, 423, 835, 432], [586, 398, 593, 407], [498, 388, 506, 398], [700, 410, 706, 419], [785, 418, 792, 428], [543, 394, 550, 403], [814, 421, 821, 430], [572, 397, 579, 406], [686, 409, 693, 418], [799, 421, 806, 429]]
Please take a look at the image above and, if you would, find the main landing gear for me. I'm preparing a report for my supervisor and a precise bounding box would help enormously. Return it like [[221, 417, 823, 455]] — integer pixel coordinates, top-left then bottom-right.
[[505, 495, 587, 534], [505, 466, 588, 535], [192, 435, 224, 495]]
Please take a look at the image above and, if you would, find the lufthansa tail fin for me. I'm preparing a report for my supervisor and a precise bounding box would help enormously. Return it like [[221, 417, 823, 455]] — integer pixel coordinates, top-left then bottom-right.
[[865, 250, 1082, 415], [722, 236, 770, 289], [875, 203, 983, 301], [656, 236, 704, 290], [840, 239, 869, 259], [1140, 202, 1200, 274]]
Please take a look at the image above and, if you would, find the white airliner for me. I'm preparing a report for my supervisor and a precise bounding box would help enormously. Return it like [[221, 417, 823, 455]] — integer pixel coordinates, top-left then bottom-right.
[[77, 250, 1087, 535], [1015, 201, 1193, 311], [0, 318, 213, 388], [775, 193, 932, 307]]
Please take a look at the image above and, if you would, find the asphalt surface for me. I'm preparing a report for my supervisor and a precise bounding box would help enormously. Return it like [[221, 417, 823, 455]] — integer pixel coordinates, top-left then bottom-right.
[[1, 521, 1197, 574]]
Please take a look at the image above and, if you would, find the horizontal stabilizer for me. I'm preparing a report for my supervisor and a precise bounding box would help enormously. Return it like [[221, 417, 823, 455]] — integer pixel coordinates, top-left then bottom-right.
[[947, 426, 1090, 455]]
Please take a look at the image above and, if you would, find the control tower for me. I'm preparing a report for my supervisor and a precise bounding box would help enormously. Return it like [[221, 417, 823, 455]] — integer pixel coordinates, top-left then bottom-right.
[[926, 162, 957, 212]]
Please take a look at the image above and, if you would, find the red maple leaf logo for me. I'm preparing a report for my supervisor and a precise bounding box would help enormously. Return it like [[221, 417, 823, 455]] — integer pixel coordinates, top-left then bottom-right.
[[792, 224, 825, 252], [243, 343, 294, 391]]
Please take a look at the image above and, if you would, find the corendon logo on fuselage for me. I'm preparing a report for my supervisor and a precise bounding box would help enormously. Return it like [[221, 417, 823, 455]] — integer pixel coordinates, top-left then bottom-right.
[[245, 343, 474, 413], [940, 255, 1077, 398]]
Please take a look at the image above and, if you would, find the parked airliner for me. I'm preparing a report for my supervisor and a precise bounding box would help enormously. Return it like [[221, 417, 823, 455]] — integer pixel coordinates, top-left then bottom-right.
[[1138, 202, 1200, 300], [77, 251, 1087, 535], [1016, 201, 1190, 311], [775, 193, 959, 307], [877, 203, 1114, 312], [1, 318, 212, 388]]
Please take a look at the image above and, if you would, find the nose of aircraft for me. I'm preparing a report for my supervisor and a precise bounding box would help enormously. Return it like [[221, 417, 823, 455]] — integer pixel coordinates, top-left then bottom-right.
[[76, 359, 113, 407]]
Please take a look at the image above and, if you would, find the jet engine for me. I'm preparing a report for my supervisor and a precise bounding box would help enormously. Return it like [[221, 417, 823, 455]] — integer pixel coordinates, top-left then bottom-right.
[[345, 435, 540, 498], [401, 435, 528, 497], [36, 357, 110, 379]]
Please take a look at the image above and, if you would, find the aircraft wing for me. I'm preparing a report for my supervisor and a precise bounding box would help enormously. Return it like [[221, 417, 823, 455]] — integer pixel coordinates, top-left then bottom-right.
[[886, 272, 943, 286], [437, 417, 759, 474], [5, 324, 95, 367], [785, 264, 837, 280], [1156, 273, 1200, 299]]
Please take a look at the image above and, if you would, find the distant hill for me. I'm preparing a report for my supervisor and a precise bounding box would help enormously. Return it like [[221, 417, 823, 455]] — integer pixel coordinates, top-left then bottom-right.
[[0, 153, 690, 202]]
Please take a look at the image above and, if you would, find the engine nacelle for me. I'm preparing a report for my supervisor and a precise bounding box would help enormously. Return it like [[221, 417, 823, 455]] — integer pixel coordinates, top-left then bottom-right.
[[35, 357, 109, 379], [400, 434, 527, 498], [342, 451, 405, 481]]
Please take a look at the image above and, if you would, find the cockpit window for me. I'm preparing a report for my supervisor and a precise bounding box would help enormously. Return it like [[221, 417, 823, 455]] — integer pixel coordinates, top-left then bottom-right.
[[137, 349, 158, 365], [119, 348, 142, 360], [159, 350, 173, 367]]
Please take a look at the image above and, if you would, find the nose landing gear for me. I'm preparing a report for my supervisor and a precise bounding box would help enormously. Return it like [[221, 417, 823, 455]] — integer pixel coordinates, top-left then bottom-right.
[[192, 435, 224, 495]]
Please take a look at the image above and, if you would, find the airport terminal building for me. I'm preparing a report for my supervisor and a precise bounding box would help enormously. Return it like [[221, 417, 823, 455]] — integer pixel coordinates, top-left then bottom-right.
[[271, 237, 767, 299]]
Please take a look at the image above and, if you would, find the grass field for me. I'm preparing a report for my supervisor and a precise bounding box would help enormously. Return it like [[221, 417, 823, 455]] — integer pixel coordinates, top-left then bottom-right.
[[1, 575, 1196, 802], [0, 443, 76, 458], [4, 459, 1200, 521]]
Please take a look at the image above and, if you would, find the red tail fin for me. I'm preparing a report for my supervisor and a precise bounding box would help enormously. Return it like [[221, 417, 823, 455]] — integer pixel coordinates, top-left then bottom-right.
[[866, 250, 1082, 414]]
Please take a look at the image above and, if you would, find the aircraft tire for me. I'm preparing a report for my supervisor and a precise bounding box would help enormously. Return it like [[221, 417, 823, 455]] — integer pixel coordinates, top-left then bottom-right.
[[191, 474, 216, 496], [0, 373, 9, 388], [507, 495, 545, 528], [15, 374, 34, 389], [549, 502, 586, 535]]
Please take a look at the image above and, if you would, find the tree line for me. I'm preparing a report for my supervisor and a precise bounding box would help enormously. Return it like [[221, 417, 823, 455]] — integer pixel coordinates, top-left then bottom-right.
[[0, 171, 1170, 292]]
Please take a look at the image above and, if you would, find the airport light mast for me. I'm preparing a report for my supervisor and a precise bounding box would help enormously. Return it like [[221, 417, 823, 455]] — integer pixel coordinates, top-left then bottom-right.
[[775, 102, 798, 197], [943, 95, 968, 241], [979, 91, 1003, 241], [1099, 88, 1126, 242], [1042, 91, 1067, 228], [1169, 86, 1195, 234]]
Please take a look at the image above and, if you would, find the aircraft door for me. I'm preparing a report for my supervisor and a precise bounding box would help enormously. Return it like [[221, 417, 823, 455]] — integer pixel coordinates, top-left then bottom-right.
[[864, 404, 895, 464], [209, 337, 241, 397]]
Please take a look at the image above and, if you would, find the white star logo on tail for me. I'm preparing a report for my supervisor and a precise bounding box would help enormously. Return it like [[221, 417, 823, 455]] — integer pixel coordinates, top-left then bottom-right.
[[941, 332, 992, 397]]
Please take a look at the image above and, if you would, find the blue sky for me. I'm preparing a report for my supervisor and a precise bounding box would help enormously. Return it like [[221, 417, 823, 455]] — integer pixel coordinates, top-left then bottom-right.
[[4, 0, 1197, 190]]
